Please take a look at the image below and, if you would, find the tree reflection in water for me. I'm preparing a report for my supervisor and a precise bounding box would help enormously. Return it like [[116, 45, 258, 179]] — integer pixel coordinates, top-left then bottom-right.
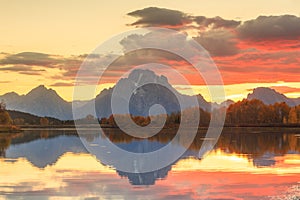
[[0, 127, 299, 186]]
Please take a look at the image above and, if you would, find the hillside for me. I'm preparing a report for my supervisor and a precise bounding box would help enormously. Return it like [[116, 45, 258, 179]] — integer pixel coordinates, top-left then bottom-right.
[[7, 110, 62, 125]]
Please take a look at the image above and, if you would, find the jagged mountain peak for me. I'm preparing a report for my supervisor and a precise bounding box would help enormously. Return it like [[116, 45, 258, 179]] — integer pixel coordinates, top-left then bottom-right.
[[27, 85, 62, 100], [126, 69, 169, 85], [28, 85, 53, 94]]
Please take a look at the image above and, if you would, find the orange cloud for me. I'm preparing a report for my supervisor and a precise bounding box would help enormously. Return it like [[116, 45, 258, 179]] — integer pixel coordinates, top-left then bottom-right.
[[270, 86, 300, 94]]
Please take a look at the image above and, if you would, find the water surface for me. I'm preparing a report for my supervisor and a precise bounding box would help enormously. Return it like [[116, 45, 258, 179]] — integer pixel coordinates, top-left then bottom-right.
[[0, 127, 299, 199]]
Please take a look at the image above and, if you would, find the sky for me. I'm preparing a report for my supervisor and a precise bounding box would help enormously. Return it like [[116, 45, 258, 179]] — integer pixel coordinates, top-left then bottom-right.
[[0, 0, 300, 102]]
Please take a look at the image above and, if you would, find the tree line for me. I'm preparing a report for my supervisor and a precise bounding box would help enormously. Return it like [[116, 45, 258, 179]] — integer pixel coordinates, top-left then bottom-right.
[[98, 107, 211, 127], [225, 99, 300, 125], [0, 101, 61, 126], [98, 99, 300, 127], [1, 99, 300, 127]]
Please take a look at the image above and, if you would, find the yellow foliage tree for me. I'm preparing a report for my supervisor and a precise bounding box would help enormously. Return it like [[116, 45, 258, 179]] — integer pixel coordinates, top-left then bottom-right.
[[40, 117, 49, 126], [0, 101, 12, 125], [288, 107, 298, 124]]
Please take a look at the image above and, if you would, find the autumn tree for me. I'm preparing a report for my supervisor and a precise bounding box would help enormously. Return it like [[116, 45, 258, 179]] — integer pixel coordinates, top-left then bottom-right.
[[226, 99, 273, 125], [99, 117, 108, 125], [108, 114, 116, 127], [288, 107, 299, 124], [296, 105, 300, 123], [40, 117, 49, 126], [166, 112, 180, 125], [271, 102, 290, 124], [225, 99, 297, 125], [0, 100, 12, 125], [199, 108, 211, 126]]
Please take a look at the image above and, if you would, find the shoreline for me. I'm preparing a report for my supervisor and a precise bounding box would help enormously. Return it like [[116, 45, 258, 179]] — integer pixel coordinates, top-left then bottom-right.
[[13, 124, 300, 134], [0, 125, 22, 133], [17, 123, 300, 129]]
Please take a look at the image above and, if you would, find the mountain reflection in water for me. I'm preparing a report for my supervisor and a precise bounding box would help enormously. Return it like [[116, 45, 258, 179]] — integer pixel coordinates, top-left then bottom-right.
[[0, 127, 299, 199]]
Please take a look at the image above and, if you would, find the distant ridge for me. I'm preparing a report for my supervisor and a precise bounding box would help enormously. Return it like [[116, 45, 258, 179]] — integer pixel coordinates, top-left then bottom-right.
[[1, 71, 299, 120], [1, 85, 72, 120], [7, 110, 62, 125], [247, 87, 300, 106]]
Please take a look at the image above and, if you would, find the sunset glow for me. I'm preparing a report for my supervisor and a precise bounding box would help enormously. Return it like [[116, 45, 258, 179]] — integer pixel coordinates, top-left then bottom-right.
[[0, 1, 300, 102], [0, 150, 299, 199]]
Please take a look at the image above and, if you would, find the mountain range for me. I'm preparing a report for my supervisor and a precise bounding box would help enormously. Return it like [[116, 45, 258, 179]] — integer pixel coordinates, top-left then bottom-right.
[[75, 69, 211, 119], [1, 85, 72, 120], [0, 69, 299, 120]]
